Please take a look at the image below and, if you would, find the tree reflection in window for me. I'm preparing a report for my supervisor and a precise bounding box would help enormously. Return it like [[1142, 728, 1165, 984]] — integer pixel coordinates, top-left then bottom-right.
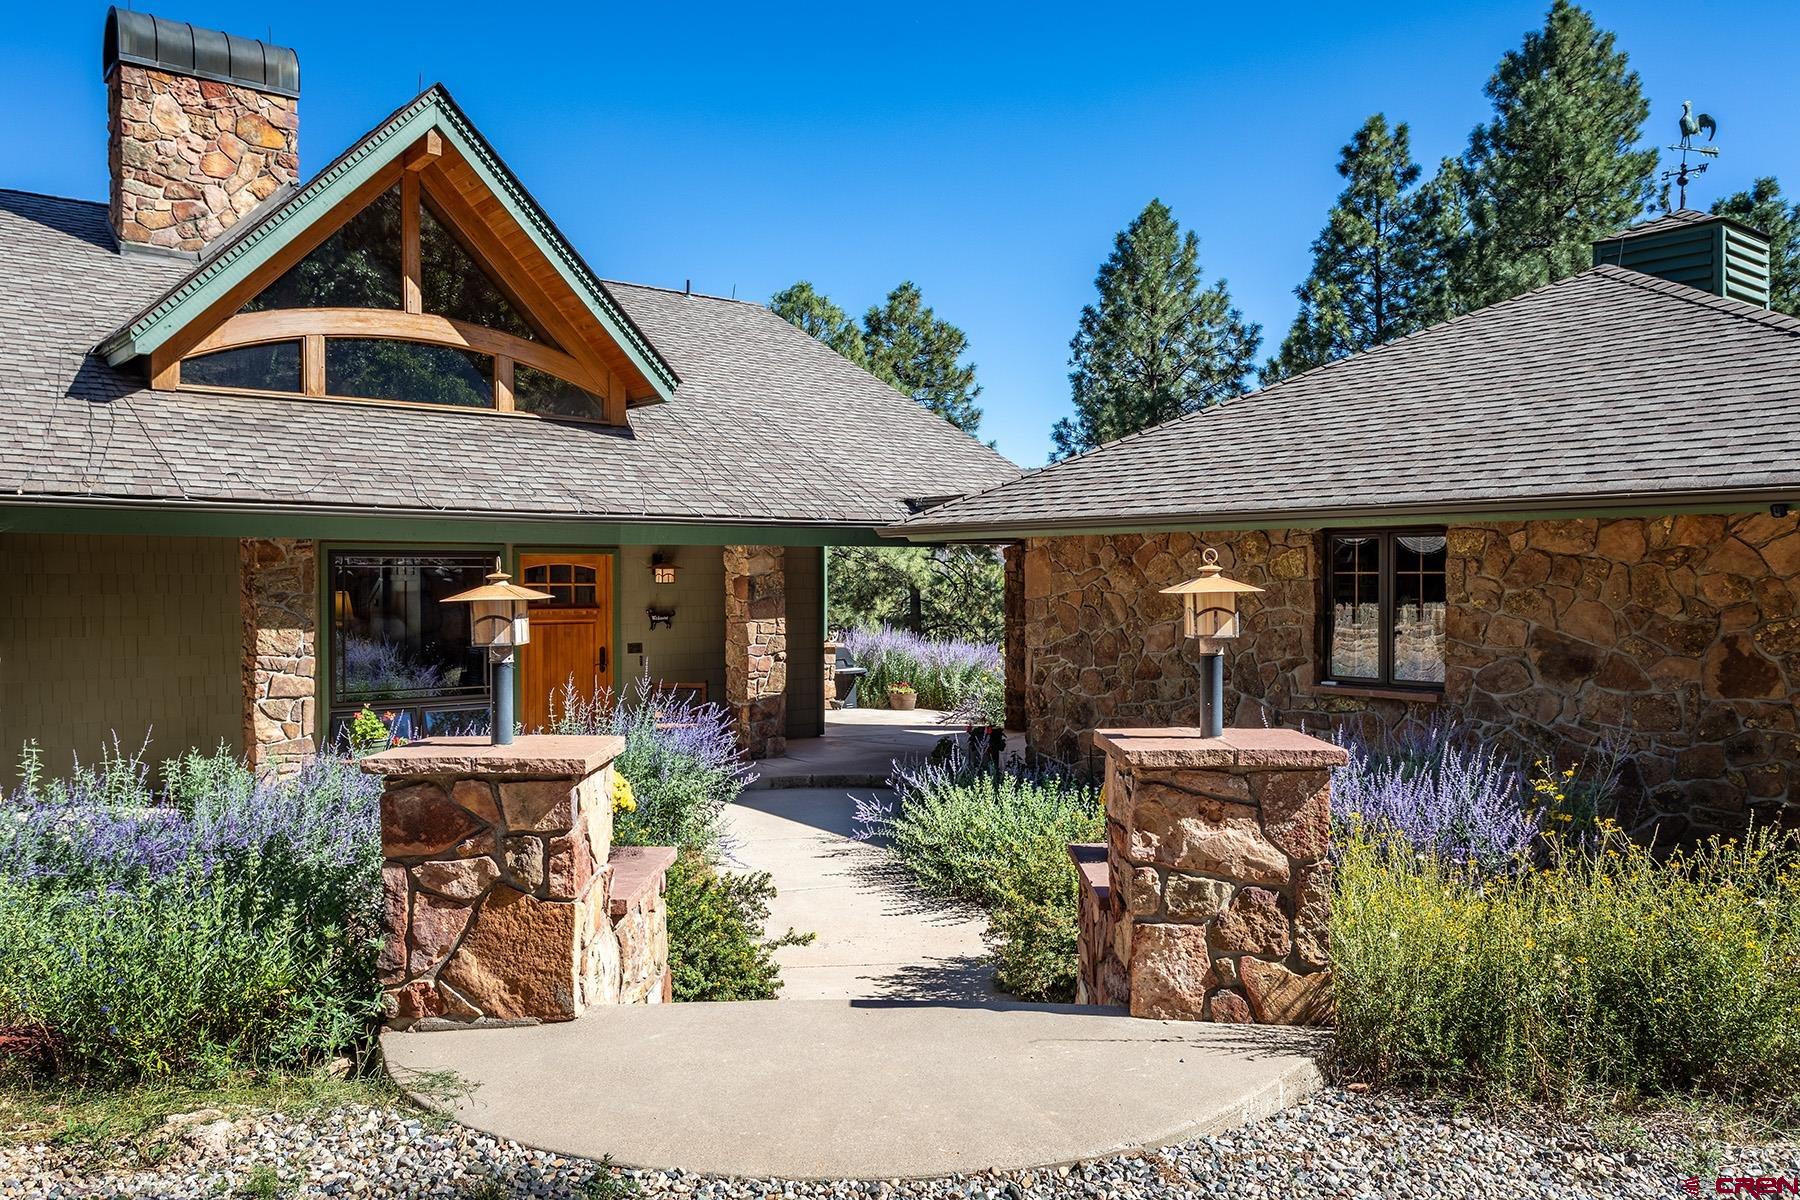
[[244, 186, 402, 311], [182, 340, 301, 392], [420, 201, 549, 344], [326, 339, 492, 408], [513, 363, 606, 420]]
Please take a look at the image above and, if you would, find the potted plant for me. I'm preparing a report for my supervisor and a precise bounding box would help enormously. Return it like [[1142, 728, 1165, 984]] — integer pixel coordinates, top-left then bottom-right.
[[946, 677, 1006, 768], [887, 680, 918, 711]]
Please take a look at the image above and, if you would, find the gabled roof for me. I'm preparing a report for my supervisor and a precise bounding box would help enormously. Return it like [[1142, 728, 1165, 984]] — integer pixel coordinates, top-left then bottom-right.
[[0, 188, 1017, 526], [95, 84, 679, 401], [893, 265, 1800, 538]]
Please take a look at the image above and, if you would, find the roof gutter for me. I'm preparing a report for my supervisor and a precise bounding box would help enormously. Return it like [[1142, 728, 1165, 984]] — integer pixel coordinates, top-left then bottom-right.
[[882, 485, 1800, 541], [0, 493, 903, 529]]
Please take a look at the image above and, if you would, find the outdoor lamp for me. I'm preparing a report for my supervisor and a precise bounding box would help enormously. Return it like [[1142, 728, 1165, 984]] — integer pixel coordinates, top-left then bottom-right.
[[651, 553, 678, 585], [1160, 547, 1264, 739], [442, 567, 553, 746]]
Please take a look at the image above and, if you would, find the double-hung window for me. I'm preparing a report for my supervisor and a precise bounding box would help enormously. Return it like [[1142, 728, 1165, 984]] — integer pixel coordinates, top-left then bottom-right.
[[1322, 530, 1447, 688]]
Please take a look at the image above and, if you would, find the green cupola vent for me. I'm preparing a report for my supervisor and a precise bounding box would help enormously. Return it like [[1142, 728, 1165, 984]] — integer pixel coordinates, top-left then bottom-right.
[[1593, 210, 1772, 308]]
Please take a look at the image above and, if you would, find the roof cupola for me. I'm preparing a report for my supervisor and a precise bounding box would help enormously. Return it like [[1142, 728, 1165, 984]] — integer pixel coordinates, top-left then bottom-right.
[[1592, 210, 1772, 307]]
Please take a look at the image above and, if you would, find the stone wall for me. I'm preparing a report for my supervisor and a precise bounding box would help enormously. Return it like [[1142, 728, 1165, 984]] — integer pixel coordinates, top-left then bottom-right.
[[1018, 514, 1800, 836], [241, 538, 317, 774], [108, 63, 298, 252], [724, 545, 787, 757], [367, 736, 674, 1027], [1076, 728, 1344, 1023]]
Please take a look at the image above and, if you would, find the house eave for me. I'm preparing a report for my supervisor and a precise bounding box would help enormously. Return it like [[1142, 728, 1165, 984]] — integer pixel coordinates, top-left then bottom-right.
[[0, 495, 897, 546], [883, 485, 1800, 541]]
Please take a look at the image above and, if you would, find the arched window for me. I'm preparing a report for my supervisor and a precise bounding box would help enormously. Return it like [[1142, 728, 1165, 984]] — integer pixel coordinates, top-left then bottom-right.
[[176, 174, 614, 422]]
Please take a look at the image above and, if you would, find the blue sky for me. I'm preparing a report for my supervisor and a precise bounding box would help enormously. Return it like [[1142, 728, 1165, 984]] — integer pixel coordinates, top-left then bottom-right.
[[4, 1, 1796, 465]]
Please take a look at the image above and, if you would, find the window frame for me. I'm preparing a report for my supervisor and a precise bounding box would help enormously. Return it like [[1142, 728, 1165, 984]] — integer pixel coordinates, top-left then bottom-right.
[[1317, 527, 1448, 692], [324, 546, 502, 743], [165, 155, 626, 425]]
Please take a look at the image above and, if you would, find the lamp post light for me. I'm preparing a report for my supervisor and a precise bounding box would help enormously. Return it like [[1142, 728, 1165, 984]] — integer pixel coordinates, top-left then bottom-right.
[[443, 567, 553, 746], [1159, 547, 1264, 739]]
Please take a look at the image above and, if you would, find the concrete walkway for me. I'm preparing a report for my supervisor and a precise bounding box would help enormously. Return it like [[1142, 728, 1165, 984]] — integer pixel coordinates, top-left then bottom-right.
[[723, 787, 993, 1001], [384, 999, 1324, 1179]]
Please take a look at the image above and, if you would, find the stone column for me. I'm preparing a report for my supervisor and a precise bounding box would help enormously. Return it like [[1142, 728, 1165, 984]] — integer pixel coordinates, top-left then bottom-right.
[[366, 734, 645, 1029], [241, 537, 316, 774], [1003, 542, 1027, 733], [1080, 727, 1347, 1024], [823, 640, 843, 710], [724, 545, 787, 757]]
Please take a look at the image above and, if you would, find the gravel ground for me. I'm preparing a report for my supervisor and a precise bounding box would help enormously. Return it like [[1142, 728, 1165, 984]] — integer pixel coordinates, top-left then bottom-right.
[[4, 1089, 1795, 1200]]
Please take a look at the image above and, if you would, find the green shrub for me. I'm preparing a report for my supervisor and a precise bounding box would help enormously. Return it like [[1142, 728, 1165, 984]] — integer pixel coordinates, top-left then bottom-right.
[[0, 746, 380, 1084], [0, 866, 374, 1083], [879, 766, 1101, 910], [986, 836, 1087, 1001], [664, 854, 811, 1001], [1332, 823, 1800, 1103], [870, 758, 1101, 1001]]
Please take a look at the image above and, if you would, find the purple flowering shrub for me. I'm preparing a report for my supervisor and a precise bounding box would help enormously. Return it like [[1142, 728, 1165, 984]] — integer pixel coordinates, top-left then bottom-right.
[[549, 675, 757, 853], [0, 738, 383, 1081], [841, 627, 1002, 711], [1329, 723, 1544, 870]]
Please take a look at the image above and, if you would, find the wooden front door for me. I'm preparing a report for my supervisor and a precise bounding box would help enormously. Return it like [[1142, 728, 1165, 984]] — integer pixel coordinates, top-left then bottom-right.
[[517, 553, 613, 731]]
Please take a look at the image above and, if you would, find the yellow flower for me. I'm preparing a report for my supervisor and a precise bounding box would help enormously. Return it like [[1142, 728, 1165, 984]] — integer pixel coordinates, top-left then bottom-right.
[[612, 773, 638, 814]]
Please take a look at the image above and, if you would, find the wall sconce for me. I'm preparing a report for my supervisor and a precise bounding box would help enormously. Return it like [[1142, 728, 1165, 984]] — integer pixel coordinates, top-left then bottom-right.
[[647, 606, 676, 630], [651, 552, 678, 585]]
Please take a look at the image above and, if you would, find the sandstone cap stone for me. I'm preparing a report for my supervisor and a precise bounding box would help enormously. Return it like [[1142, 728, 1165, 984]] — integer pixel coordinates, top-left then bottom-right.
[[361, 735, 625, 779], [1092, 727, 1348, 771]]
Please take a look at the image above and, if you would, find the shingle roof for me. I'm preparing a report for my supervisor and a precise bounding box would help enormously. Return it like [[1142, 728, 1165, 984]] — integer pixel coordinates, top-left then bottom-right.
[[0, 188, 1015, 527], [896, 265, 1800, 537]]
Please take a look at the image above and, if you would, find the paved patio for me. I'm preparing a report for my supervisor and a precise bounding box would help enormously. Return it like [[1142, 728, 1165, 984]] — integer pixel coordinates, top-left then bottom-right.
[[754, 707, 1024, 788]]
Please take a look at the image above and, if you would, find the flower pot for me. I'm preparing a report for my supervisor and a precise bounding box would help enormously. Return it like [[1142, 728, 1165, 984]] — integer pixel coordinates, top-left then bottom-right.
[[889, 690, 918, 711]]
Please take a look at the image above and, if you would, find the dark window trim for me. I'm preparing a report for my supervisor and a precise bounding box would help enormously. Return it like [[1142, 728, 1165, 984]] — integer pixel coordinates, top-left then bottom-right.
[[1319, 527, 1447, 692], [324, 547, 500, 729]]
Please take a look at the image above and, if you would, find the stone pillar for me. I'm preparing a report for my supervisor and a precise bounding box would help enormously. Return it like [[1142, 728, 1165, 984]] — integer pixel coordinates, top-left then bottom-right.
[[365, 735, 672, 1028], [241, 537, 316, 774], [724, 545, 787, 757], [1078, 727, 1347, 1024], [823, 640, 843, 710], [1003, 542, 1027, 733]]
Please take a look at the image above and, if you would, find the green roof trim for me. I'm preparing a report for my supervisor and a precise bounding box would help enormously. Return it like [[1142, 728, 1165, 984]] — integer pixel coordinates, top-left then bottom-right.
[[96, 85, 679, 399], [0, 499, 886, 546]]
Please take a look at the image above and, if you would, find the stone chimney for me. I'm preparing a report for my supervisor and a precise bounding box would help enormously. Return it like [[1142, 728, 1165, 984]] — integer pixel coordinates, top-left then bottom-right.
[[103, 7, 300, 252], [1593, 210, 1772, 308]]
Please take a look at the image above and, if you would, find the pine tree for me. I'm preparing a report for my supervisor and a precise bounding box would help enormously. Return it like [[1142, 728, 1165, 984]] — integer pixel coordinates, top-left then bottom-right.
[[769, 280, 868, 364], [1265, 116, 1460, 382], [1713, 178, 1800, 316], [861, 282, 983, 434], [1052, 200, 1259, 459], [1458, 0, 1657, 308]]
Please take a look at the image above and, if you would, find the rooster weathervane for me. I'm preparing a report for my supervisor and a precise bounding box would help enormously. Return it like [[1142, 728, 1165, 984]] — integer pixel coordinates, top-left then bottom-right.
[[1665, 100, 1720, 209]]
